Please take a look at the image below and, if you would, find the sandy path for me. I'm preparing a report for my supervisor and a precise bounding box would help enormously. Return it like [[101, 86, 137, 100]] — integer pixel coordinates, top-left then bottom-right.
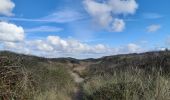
[[70, 71, 84, 83]]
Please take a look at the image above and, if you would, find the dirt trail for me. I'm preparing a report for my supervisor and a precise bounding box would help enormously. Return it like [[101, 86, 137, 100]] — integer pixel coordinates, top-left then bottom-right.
[[70, 71, 84, 83], [69, 71, 84, 100]]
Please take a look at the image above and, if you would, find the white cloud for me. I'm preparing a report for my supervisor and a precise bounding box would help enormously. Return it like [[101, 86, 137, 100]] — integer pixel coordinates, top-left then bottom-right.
[[127, 43, 141, 53], [83, 0, 112, 28], [83, 0, 138, 32], [4, 41, 18, 49], [31, 37, 144, 58], [142, 13, 163, 19], [108, 0, 138, 15], [111, 18, 125, 32], [47, 35, 108, 54], [47, 36, 69, 50], [93, 44, 108, 53], [0, 9, 84, 23], [111, 43, 142, 54], [3, 41, 30, 54], [40, 10, 84, 23], [147, 24, 161, 33], [25, 26, 63, 33], [0, 21, 24, 42], [31, 40, 54, 52], [1, 37, 145, 58], [0, 0, 15, 16], [166, 37, 170, 46]]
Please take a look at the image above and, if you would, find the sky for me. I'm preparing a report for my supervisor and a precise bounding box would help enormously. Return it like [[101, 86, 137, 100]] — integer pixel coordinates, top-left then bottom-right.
[[0, 0, 169, 59]]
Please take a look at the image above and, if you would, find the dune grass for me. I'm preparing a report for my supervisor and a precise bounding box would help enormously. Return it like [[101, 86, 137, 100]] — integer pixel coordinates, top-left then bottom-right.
[[1, 51, 170, 100], [82, 68, 170, 100], [0, 62, 76, 100]]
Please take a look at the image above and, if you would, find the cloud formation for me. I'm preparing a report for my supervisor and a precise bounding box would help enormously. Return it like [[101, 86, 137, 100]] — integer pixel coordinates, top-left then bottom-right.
[[127, 43, 141, 53], [0, 20, 143, 58], [111, 18, 125, 32], [0, 21, 24, 42], [46, 36, 109, 54], [2, 34, 144, 58], [147, 24, 161, 33], [0, 0, 15, 16], [142, 13, 163, 19], [83, 0, 138, 32], [25, 26, 63, 33], [40, 10, 84, 23], [0, 9, 84, 23], [31, 40, 54, 52]]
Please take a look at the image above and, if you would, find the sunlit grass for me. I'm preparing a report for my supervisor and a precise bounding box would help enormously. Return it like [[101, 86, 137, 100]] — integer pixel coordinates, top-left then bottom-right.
[[82, 68, 170, 100]]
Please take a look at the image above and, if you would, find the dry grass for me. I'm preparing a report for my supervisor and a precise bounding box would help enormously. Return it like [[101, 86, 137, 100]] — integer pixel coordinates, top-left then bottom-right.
[[1, 51, 170, 100], [82, 68, 170, 100], [0, 63, 76, 100], [0, 66, 35, 100], [34, 90, 72, 100]]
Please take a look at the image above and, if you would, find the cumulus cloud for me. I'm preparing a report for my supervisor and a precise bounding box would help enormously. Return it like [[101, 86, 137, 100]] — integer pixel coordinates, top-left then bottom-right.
[[112, 43, 142, 54], [0, 25, 144, 58], [35, 36, 124, 58], [111, 18, 125, 32], [31, 40, 54, 52], [83, 0, 138, 32], [127, 43, 141, 52], [147, 24, 161, 33], [0, 0, 15, 16], [47, 35, 108, 54], [0, 21, 25, 42], [1, 36, 144, 58], [47, 36, 68, 50], [2, 35, 110, 58], [108, 0, 138, 15], [3, 41, 30, 54], [4, 42, 18, 49]]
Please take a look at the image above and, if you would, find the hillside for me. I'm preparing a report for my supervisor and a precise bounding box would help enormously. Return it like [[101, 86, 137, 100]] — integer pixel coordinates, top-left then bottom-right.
[[0, 50, 170, 100]]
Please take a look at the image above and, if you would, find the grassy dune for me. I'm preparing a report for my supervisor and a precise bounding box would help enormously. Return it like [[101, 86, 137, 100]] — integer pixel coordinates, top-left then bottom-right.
[[0, 51, 170, 100], [0, 52, 76, 100], [82, 68, 170, 100]]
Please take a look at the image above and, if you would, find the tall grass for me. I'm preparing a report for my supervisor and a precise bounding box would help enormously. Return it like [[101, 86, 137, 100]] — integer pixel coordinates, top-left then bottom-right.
[[0, 62, 76, 100], [82, 68, 170, 100], [1, 51, 170, 100], [32, 63, 76, 100]]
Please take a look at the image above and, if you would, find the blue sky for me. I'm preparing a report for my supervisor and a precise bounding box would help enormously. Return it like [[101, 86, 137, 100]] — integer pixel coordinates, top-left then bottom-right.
[[0, 0, 169, 58]]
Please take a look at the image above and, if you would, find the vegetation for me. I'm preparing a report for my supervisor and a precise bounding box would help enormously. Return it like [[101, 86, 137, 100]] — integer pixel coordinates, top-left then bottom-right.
[[82, 68, 170, 100], [0, 51, 75, 100], [0, 50, 170, 100]]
